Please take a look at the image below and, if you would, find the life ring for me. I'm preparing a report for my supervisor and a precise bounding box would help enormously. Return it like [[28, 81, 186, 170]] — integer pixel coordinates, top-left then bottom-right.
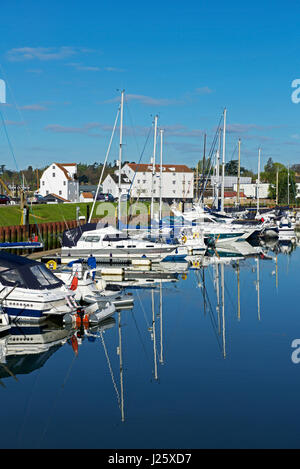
[[193, 232, 199, 239], [181, 235, 187, 244], [181, 273, 187, 280], [46, 260, 57, 270], [193, 260, 200, 268]]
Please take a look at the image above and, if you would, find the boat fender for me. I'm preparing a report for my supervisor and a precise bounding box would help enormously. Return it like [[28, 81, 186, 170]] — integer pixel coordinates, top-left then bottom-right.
[[46, 259, 57, 270], [288, 222, 291, 228], [181, 235, 187, 244], [193, 232, 199, 239]]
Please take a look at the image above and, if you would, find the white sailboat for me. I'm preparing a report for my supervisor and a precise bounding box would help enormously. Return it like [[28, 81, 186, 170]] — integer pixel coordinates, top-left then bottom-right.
[[61, 225, 180, 262]]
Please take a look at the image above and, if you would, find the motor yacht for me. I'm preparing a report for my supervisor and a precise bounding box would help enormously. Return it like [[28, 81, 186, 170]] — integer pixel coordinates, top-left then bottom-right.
[[0, 252, 78, 323]]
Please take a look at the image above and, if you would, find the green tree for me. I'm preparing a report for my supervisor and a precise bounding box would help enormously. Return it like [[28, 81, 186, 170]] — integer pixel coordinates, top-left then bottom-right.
[[267, 164, 296, 204]]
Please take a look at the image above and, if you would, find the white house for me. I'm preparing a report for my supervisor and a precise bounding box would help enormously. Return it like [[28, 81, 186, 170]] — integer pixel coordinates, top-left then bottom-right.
[[102, 173, 131, 198], [116, 163, 194, 200], [39, 163, 79, 202]]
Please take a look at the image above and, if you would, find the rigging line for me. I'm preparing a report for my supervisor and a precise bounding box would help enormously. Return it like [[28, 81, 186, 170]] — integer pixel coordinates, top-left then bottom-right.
[[0, 65, 37, 193], [136, 288, 161, 361], [229, 141, 238, 161], [194, 270, 223, 352], [131, 309, 152, 365], [200, 114, 223, 197], [0, 62, 31, 137], [38, 346, 78, 448], [223, 272, 236, 313], [0, 106, 24, 185], [99, 329, 121, 410], [88, 105, 120, 223], [128, 123, 153, 195], [17, 364, 43, 448], [0, 105, 44, 238], [136, 290, 151, 328], [201, 269, 220, 331], [124, 97, 141, 157]]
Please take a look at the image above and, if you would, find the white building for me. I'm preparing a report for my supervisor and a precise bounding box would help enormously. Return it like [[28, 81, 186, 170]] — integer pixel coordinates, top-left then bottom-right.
[[79, 192, 94, 203], [233, 182, 270, 199], [210, 176, 252, 188], [117, 163, 194, 200], [102, 173, 131, 198], [39, 163, 79, 202]]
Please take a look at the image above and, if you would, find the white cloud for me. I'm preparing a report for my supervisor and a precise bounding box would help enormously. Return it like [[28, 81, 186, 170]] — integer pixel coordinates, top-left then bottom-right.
[[195, 86, 213, 95], [106, 93, 179, 106], [7, 46, 82, 62]]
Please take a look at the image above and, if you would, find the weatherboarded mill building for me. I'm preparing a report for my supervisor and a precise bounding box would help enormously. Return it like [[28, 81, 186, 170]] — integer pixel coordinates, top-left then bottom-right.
[[103, 163, 194, 201]]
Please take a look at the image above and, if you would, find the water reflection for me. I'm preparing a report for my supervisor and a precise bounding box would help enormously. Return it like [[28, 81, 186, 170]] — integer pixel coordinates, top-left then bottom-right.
[[0, 237, 299, 437]]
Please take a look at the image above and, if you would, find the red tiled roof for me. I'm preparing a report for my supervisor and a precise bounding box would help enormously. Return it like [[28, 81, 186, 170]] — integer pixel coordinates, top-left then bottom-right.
[[49, 193, 70, 202], [224, 191, 246, 198], [127, 163, 193, 173], [81, 192, 93, 198], [55, 163, 72, 180]]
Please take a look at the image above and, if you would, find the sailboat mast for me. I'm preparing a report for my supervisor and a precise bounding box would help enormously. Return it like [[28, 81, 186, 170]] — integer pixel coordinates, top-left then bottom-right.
[[159, 128, 164, 223], [237, 138, 241, 205], [221, 108, 227, 213], [117, 90, 125, 229], [256, 257, 261, 321], [237, 259, 240, 321], [221, 262, 226, 359], [118, 311, 125, 422], [201, 133, 206, 203], [276, 167, 279, 205], [151, 289, 158, 380], [288, 163, 290, 206], [159, 280, 164, 364], [257, 147, 261, 216], [150, 115, 158, 225]]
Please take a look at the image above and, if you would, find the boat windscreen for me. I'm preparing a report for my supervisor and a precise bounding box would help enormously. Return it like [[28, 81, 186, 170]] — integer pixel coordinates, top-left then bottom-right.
[[0, 263, 64, 290]]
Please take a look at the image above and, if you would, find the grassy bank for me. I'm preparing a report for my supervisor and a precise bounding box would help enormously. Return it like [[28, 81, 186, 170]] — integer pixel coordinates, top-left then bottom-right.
[[0, 202, 106, 227]]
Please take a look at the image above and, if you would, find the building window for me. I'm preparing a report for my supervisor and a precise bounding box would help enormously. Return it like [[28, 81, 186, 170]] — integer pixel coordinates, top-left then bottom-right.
[[52, 173, 55, 177], [143, 180, 146, 184], [173, 180, 176, 184], [173, 190, 176, 194], [42, 181, 45, 186], [63, 181, 66, 186], [59, 190, 62, 195], [46, 190, 49, 195], [137, 179, 140, 183], [52, 165, 55, 169]]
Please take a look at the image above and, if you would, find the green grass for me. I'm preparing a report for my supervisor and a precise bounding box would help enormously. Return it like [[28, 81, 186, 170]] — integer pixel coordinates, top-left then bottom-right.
[[0, 200, 154, 227], [0, 202, 109, 227]]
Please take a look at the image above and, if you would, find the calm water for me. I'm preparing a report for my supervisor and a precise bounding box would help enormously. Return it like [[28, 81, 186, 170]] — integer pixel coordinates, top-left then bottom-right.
[[1, 240, 300, 449]]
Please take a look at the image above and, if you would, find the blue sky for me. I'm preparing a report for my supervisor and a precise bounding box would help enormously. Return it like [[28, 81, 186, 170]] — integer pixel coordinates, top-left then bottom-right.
[[0, 0, 299, 173]]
